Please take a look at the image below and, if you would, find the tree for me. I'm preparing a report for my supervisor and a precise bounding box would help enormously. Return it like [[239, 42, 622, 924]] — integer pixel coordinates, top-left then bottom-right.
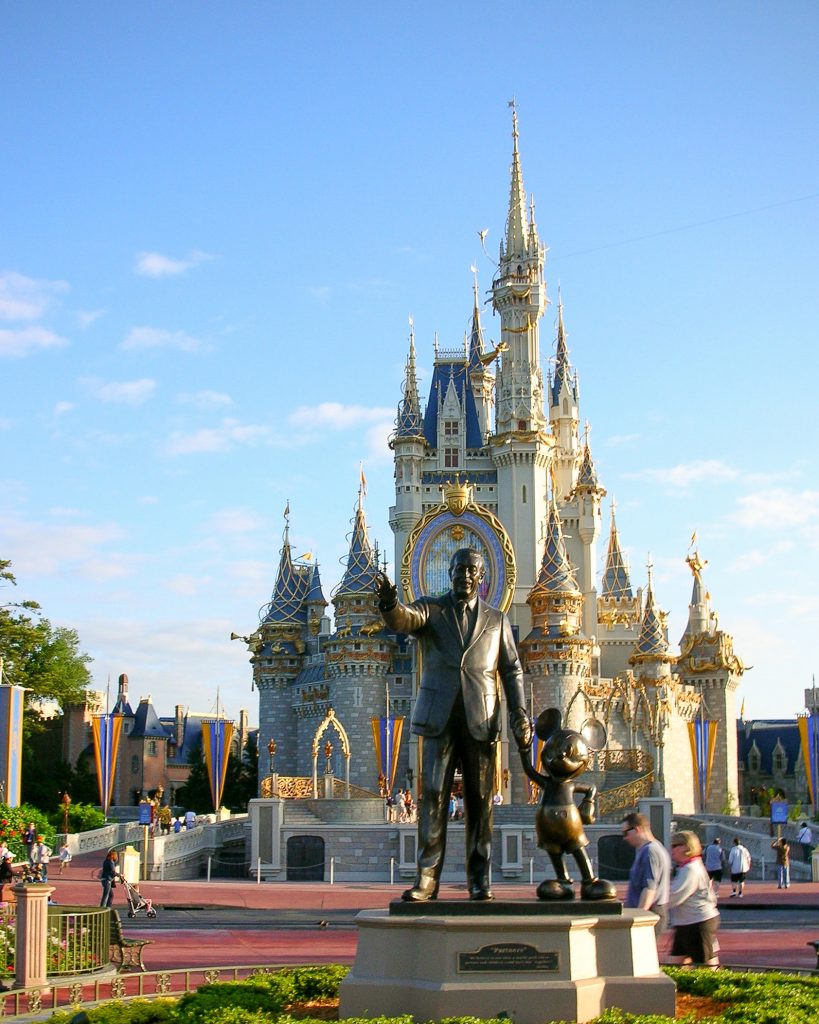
[[1, 559, 93, 809]]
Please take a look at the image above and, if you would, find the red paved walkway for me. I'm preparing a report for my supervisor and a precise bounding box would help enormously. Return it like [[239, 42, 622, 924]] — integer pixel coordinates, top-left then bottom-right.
[[43, 854, 819, 975]]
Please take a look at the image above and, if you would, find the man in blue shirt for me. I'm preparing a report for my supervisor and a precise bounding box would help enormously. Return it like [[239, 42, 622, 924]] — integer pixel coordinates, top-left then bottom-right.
[[622, 812, 671, 936]]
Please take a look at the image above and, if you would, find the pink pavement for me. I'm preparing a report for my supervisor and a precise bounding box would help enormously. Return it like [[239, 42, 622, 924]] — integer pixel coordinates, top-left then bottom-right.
[[44, 852, 819, 974]]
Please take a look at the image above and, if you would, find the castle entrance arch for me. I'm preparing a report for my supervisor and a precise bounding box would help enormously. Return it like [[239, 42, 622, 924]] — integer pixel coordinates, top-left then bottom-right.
[[312, 708, 351, 799]]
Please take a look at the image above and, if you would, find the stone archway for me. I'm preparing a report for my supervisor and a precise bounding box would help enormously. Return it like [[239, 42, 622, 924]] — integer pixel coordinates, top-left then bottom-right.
[[311, 708, 351, 799]]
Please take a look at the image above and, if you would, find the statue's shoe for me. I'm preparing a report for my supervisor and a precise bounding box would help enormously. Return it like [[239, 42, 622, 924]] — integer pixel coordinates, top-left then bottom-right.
[[401, 881, 439, 902], [580, 878, 617, 901], [537, 879, 575, 900], [469, 884, 494, 901]]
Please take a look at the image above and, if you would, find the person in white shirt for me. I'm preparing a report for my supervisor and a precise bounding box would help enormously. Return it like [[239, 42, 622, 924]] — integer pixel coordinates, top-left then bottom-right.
[[727, 837, 752, 897], [667, 830, 720, 968], [797, 822, 813, 862]]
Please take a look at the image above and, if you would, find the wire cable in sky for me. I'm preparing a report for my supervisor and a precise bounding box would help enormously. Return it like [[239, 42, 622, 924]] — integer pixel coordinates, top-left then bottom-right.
[[551, 191, 819, 262]]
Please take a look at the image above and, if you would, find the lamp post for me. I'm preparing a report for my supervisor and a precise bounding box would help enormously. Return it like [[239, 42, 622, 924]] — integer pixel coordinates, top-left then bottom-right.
[[267, 738, 277, 774]]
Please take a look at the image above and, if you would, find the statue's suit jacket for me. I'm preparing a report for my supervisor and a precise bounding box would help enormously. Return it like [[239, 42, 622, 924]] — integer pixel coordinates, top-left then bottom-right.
[[381, 594, 527, 743]]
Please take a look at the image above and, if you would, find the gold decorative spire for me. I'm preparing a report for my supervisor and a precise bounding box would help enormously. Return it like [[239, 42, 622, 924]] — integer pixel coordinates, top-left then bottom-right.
[[505, 101, 529, 257]]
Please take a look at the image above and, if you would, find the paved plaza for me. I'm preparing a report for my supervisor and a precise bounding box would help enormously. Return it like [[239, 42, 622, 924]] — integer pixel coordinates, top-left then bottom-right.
[[38, 851, 819, 976]]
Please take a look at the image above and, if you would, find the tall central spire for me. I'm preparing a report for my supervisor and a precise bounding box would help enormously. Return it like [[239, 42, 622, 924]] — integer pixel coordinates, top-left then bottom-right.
[[505, 104, 528, 257]]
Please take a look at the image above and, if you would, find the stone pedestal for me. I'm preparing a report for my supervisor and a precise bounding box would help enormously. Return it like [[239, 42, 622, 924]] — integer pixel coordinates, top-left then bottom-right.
[[13, 883, 54, 991], [339, 902, 675, 1024], [248, 798, 285, 878]]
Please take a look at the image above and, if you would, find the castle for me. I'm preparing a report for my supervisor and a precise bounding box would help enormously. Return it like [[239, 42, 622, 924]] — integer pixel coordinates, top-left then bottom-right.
[[247, 111, 744, 817]]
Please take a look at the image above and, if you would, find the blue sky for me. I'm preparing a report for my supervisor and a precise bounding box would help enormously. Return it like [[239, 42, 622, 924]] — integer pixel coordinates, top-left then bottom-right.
[[2, 2, 817, 725]]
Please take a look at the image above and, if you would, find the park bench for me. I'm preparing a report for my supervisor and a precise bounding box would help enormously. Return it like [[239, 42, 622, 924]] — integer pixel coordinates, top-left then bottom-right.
[[109, 908, 152, 972]]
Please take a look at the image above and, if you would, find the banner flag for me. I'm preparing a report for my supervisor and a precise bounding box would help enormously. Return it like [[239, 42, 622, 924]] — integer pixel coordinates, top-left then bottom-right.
[[688, 719, 718, 810], [202, 719, 235, 812], [528, 732, 545, 804], [91, 713, 123, 818], [798, 715, 819, 808], [371, 715, 404, 792]]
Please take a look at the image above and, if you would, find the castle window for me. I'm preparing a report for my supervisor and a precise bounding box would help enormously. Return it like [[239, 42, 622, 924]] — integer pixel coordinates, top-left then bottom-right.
[[522, 485, 527, 504], [518, 420, 526, 431], [563, 398, 569, 414], [748, 748, 761, 772], [444, 420, 458, 437], [444, 448, 459, 468], [147, 740, 157, 756], [131, 756, 139, 774]]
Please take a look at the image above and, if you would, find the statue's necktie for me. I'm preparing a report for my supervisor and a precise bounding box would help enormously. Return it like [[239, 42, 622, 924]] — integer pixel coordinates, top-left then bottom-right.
[[456, 600, 469, 640]]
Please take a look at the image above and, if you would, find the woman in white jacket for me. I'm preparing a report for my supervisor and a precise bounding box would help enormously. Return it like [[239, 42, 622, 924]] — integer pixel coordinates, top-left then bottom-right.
[[667, 831, 720, 968]]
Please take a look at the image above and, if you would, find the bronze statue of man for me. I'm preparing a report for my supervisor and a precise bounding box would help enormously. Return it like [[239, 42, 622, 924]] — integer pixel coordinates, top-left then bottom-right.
[[375, 547, 532, 901]]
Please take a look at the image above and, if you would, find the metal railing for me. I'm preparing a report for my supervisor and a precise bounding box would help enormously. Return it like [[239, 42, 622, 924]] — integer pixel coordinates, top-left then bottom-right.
[[0, 962, 315, 1020], [47, 905, 111, 977]]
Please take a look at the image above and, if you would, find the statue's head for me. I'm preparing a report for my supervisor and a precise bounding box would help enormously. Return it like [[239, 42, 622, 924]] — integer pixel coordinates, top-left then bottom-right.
[[449, 548, 484, 601]]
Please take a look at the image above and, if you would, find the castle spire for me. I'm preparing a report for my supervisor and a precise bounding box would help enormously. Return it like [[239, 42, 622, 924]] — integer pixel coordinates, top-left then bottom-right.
[[550, 289, 578, 407], [504, 102, 529, 257], [531, 477, 580, 597], [337, 488, 378, 594], [264, 506, 310, 624], [630, 558, 673, 665], [395, 319, 424, 437], [680, 543, 713, 644], [601, 500, 634, 600], [468, 268, 485, 372]]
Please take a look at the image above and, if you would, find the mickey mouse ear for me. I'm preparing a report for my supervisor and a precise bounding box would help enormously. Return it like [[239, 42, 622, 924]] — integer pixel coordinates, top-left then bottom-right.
[[534, 707, 562, 741], [580, 717, 607, 751]]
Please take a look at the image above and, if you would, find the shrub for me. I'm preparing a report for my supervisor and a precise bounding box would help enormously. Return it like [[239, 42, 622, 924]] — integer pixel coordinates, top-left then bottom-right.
[[49, 801, 106, 834], [0, 803, 56, 860], [47, 999, 178, 1023]]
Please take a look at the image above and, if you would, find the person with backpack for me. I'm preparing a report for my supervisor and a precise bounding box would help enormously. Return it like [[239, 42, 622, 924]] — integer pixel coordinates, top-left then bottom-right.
[[703, 837, 726, 893]]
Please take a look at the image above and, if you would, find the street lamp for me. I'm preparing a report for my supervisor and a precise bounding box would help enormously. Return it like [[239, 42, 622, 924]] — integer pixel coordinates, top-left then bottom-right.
[[267, 738, 277, 774], [61, 792, 71, 836]]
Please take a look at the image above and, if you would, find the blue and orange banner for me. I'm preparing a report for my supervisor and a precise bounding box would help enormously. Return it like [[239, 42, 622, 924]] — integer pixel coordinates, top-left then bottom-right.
[[527, 731, 545, 803], [798, 715, 819, 809], [0, 685, 26, 807], [688, 718, 718, 811], [202, 719, 234, 811], [92, 713, 123, 817], [371, 715, 404, 793]]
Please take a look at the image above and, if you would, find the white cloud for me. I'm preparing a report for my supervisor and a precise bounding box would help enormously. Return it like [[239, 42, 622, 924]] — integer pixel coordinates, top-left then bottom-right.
[[0, 326, 69, 357], [139, 496, 159, 505], [77, 309, 105, 329], [0, 418, 11, 431], [308, 286, 332, 304], [121, 326, 207, 353], [54, 401, 75, 416], [289, 402, 394, 430], [163, 418, 272, 456], [0, 514, 126, 577], [206, 508, 264, 535], [363, 417, 396, 465], [626, 459, 740, 489], [0, 271, 69, 321], [133, 250, 212, 278], [165, 573, 206, 596], [84, 377, 157, 405], [732, 488, 819, 529], [177, 390, 233, 409], [605, 433, 640, 448]]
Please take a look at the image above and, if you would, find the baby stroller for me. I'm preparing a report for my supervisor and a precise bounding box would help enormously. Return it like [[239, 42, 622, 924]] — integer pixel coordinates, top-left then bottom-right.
[[118, 874, 157, 919]]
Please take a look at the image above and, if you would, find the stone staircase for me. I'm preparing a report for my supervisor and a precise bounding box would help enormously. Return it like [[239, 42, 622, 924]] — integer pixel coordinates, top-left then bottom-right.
[[282, 802, 326, 827]]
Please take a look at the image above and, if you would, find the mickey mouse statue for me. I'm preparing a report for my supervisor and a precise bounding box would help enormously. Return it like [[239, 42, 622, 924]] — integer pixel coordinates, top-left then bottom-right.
[[520, 707, 617, 901]]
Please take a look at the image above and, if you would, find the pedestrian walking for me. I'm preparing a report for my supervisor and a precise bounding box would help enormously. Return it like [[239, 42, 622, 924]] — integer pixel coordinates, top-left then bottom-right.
[[797, 822, 813, 863], [667, 831, 720, 968], [728, 836, 752, 897], [30, 836, 51, 882], [23, 822, 37, 864], [703, 838, 725, 893], [57, 842, 73, 874], [99, 850, 119, 908], [621, 812, 672, 936], [771, 837, 790, 889]]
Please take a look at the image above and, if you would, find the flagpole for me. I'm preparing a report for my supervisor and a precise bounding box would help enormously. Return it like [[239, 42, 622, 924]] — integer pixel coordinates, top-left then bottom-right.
[[813, 674, 818, 820], [385, 679, 391, 793]]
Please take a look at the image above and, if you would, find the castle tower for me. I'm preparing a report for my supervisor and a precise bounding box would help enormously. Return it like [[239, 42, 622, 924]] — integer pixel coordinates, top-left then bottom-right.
[[676, 547, 743, 813], [252, 509, 312, 783], [389, 323, 426, 589], [324, 485, 394, 789], [520, 480, 593, 761], [490, 107, 553, 632], [467, 271, 494, 439], [597, 501, 643, 679], [547, 295, 581, 501], [571, 426, 606, 638]]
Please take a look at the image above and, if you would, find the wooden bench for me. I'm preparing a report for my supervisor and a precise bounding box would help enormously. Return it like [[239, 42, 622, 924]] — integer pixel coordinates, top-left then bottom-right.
[[109, 909, 153, 972]]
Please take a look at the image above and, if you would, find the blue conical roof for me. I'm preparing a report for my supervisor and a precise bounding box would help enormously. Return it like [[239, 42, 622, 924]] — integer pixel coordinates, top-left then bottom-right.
[[306, 563, 328, 607], [395, 332, 424, 438], [337, 500, 378, 594], [263, 525, 310, 624], [601, 506, 633, 600], [632, 580, 669, 660], [532, 493, 579, 595], [550, 300, 578, 407]]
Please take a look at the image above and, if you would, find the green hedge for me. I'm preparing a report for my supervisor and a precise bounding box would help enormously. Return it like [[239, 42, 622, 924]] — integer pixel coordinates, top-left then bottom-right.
[[44, 964, 819, 1024]]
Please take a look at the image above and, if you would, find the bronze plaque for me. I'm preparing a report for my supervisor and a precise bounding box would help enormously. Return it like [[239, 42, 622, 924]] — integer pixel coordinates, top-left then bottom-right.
[[458, 942, 559, 973]]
